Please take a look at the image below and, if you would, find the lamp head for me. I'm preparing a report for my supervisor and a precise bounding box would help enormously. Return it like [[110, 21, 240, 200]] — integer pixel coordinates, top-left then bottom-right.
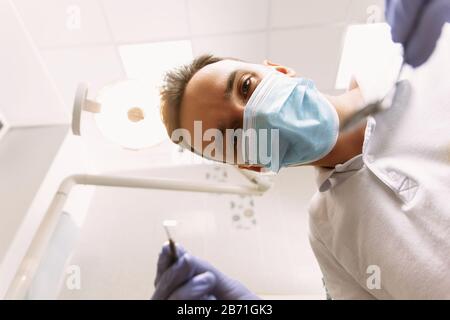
[[72, 80, 167, 150]]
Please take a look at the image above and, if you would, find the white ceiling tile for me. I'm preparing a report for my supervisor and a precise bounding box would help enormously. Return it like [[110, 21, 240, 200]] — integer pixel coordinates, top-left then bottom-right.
[[119, 40, 193, 80], [192, 32, 267, 63], [188, 0, 269, 35], [41, 46, 124, 112], [13, 0, 112, 48], [1, 0, 68, 127], [101, 0, 189, 42], [346, 0, 385, 24], [270, 0, 351, 28], [269, 26, 346, 90]]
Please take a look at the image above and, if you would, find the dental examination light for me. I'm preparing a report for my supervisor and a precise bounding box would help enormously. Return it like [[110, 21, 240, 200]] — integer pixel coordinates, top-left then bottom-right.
[[6, 82, 272, 299], [72, 80, 167, 149]]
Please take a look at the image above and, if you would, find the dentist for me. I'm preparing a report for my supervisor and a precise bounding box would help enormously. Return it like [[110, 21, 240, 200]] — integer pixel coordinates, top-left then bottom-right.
[[151, 0, 450, 300]]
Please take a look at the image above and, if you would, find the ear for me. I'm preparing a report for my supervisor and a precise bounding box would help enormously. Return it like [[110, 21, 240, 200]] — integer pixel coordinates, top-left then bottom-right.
[[263, 59, 296, 77]]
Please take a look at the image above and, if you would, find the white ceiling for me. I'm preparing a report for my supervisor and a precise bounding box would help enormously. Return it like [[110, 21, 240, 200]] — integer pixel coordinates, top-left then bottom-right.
[[13, 0, 384, 111], [0, 0, 69, 126], [1, 0, 383, 173]]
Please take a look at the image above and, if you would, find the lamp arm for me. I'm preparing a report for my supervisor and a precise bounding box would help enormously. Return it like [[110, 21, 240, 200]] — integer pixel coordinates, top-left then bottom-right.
[[5, 173, 267, 299]]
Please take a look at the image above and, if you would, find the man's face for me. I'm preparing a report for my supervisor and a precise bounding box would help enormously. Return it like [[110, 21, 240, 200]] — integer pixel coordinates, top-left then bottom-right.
[[179, 59, 278, 164]]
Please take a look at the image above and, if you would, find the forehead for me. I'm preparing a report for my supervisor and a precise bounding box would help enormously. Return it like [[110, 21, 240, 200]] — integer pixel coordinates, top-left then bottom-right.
[[179, 59, 266, 121], [195, 59, 269, 81], [178, 60, 237, 127], [194, 59, 243, 83], [185, 59, 245, 99]]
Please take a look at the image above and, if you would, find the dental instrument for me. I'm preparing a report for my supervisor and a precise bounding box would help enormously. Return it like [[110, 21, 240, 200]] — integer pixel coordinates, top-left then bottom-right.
[[162, 220, 178, 264]]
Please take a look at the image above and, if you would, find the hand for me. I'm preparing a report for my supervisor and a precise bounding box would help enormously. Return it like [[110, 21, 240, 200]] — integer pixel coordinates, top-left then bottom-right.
[[385, 0, 450, 67], [151, 243, 260, 300]]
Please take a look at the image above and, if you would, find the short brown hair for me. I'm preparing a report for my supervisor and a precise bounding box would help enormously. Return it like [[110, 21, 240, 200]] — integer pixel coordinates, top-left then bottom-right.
[[159, 54, 224, 142]]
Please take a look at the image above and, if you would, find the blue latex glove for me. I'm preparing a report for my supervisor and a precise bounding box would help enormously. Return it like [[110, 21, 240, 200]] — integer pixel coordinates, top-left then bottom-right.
[[385, 0, 450, 67], [151, 243, 260, 300]]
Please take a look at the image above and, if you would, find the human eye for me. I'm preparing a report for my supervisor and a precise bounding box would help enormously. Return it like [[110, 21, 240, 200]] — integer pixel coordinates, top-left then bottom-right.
[[240, 75, 253, 100]]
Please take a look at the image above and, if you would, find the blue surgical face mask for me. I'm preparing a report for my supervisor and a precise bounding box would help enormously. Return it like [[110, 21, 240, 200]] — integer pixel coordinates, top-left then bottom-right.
[[242, 72, 339, 171]]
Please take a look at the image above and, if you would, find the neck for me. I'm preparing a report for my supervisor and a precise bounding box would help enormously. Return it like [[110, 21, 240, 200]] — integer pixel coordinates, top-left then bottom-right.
[[311, 88, 366, 168]]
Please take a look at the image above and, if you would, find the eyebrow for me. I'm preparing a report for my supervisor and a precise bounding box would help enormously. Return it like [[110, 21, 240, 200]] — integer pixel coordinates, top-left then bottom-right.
[[224, 70, 239, 100]]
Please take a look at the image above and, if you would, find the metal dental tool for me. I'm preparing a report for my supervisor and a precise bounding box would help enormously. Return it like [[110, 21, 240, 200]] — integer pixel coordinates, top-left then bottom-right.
[[162, 220, 178, 264]]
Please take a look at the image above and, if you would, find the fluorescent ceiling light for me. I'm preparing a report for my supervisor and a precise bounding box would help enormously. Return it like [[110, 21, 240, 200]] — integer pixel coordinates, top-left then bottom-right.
[[335, 23, 403, 93]]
